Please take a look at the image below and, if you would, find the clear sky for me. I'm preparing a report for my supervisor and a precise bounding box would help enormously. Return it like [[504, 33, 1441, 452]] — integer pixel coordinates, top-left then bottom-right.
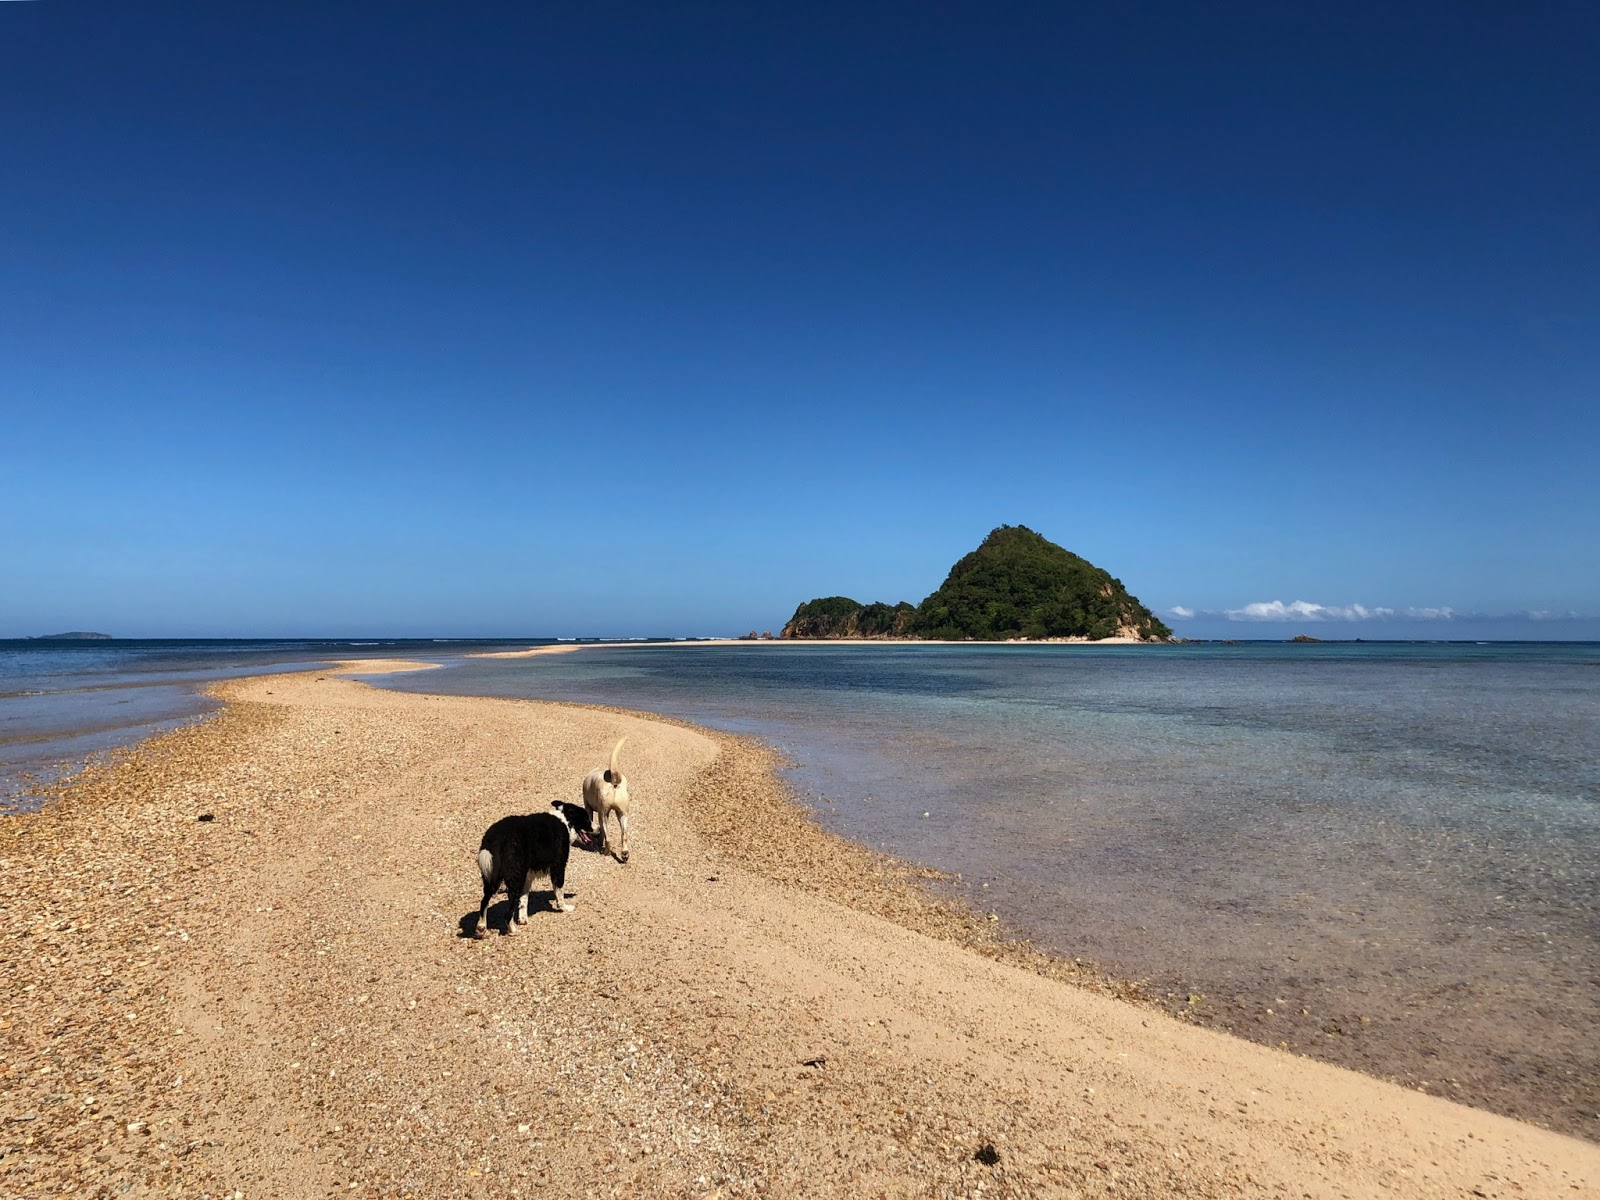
[[2, 3, 1596, 639]]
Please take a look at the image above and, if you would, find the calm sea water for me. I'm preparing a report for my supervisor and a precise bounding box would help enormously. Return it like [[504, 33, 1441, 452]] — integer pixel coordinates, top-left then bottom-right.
[[376, 641, 1600, 1135], [0, 638, 558, 802]]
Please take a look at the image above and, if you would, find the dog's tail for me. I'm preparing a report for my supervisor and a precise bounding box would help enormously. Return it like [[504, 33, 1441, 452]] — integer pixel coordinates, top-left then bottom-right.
[[605, 737, 626, 785], [477, 847, 494, 883]]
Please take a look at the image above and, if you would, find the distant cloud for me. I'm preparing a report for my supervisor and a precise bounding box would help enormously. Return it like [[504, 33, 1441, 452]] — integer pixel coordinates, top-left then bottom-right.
[[1165, 600, 1458, 622], [1227, 600, 1422, 622], [1163, 601, 1590, 624]]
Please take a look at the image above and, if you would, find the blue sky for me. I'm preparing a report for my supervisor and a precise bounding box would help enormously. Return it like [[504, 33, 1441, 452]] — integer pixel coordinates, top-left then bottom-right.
[[2, 3, 1595, 639]]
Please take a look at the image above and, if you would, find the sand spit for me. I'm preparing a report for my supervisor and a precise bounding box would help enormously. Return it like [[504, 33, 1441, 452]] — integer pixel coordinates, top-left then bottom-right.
[[468, 643, 599, 660], [333, 658, 446, 674], [1, 670, 1594, 1199]]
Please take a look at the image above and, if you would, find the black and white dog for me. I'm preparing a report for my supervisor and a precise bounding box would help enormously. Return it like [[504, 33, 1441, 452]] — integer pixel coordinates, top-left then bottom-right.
[[472, 800, 593, 938]]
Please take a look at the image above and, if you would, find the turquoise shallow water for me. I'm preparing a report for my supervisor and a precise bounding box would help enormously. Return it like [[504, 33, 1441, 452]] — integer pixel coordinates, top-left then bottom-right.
[[377, 641, 1600, 1135], [0, 638, 557, 801]]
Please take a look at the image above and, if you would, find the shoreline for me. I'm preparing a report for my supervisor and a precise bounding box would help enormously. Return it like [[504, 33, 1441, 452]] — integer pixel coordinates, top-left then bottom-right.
[[1, 665, 1595, 1197], [382, 643, 1600, 1136], [468, 635, 1164, 660]]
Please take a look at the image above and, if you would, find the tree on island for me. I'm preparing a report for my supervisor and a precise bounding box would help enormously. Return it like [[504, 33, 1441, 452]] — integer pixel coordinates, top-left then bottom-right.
[[780, 525, 1171, 642], [782, 597, 916, 639]]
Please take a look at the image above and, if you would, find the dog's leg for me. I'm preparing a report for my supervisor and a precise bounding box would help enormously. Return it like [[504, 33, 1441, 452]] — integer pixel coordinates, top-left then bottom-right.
[[616, 810, 630, 863], [475, 879, 497, 939], [513, 870, 532, 928], [474, 852, 499, 939], [550, 846, 574, 913]]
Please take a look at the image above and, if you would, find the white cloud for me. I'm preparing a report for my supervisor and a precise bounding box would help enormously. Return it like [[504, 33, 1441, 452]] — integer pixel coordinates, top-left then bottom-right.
[[1163, 600, 1462, 622], [1224, 600, 1397, 621], [1163, 603, 1590, 626]]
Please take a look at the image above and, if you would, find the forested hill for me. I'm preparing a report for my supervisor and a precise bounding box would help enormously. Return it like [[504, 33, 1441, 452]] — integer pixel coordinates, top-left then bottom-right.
[[780, 526, 1170, 642], [780, 598, 915, 639]]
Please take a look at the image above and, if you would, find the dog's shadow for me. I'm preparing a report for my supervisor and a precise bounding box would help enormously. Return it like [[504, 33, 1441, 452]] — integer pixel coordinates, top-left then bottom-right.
[[456, 891, 578, 939], [575, 836, 627, 865]]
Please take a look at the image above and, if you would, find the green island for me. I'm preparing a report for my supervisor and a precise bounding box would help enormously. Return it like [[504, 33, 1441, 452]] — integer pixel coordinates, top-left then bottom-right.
[[781, 525, 1171, 642]]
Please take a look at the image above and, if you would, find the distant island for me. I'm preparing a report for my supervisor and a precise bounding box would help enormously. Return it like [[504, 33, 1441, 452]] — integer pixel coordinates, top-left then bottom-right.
[[26, 631, 113, 640], [782, 525, 1171, 642]]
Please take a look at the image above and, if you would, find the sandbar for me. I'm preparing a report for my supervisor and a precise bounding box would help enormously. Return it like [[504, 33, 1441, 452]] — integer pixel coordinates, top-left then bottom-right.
[[1, 665, 1593, 1197]]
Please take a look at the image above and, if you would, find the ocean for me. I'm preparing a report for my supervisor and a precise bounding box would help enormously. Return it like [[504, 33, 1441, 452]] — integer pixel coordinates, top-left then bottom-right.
[[5, 637, 1596, 1134], [0, 638, 555, 801]]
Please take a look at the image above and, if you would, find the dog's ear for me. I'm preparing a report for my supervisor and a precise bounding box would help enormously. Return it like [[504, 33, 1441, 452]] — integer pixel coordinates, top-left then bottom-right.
[[603, 770, 613, 784]]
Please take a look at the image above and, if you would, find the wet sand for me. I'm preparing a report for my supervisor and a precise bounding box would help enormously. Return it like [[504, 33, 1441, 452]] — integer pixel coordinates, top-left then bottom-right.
[[1, 665, 1595, 1198]]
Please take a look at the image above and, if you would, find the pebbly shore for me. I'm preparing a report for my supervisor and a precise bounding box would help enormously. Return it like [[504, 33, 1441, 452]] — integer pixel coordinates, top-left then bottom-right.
[[1, 664, 1595, 1198]]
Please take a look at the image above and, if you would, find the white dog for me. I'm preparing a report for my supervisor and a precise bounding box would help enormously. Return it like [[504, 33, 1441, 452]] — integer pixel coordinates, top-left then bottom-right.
[[583, 738, 632, 862]]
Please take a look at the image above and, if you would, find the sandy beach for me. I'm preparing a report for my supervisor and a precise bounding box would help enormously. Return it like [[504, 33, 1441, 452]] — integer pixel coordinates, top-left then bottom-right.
[[2, 665, 1594, 1199]]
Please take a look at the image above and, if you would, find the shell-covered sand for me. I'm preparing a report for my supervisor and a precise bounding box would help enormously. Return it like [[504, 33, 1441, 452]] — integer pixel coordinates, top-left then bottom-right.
[[2, 667, 1595, 1199]]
